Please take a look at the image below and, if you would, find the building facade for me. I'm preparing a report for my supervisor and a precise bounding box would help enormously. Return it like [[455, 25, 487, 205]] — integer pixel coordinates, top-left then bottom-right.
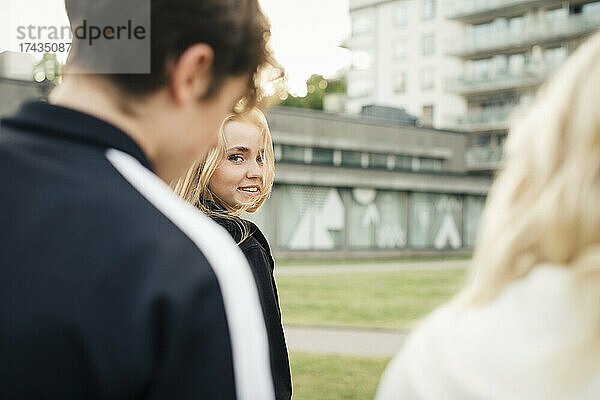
[[347, 0, 600, 172], [447, 0, 600, 170], [347, 0, 467, 128], [250, 107, 491, 259]]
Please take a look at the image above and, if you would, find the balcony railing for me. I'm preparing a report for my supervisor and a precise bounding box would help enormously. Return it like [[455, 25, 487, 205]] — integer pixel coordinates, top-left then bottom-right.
[[446, 65, 553, 95], [450, 12, 600, 56], [466, 146, 504, 169], [446, 0, 540, 19], [454, 105, 515, 130]]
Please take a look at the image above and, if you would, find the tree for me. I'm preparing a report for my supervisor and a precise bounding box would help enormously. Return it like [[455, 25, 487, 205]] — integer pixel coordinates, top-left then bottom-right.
[[279, 74, 346, 110]]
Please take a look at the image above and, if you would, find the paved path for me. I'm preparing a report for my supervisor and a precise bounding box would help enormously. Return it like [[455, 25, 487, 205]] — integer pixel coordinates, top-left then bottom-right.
[[284, 325, 408, 357], [276, 259, 467, 276]]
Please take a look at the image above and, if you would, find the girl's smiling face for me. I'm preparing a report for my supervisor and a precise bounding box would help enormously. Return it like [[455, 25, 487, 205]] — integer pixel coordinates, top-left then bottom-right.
[[208, 120, 265, 210]]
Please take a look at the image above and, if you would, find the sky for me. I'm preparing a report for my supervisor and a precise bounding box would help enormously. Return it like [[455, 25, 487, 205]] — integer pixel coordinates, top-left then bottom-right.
[[0, 0, 351, 96]]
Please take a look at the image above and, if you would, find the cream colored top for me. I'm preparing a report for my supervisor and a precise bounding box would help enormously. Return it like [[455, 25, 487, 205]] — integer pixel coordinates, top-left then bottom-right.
[[376, 265, 600, 400]]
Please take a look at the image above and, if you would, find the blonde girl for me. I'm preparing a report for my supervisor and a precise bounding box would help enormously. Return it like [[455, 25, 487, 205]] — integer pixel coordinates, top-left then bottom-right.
[[173, 108, 291, 400]]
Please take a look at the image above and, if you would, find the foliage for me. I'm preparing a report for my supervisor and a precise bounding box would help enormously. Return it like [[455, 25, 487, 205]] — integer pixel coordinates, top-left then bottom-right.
[[279, 74, 346, 110], [33, 53, 62, 84]]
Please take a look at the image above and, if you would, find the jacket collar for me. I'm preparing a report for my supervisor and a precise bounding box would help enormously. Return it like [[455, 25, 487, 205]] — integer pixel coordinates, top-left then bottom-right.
[[1, 100, 153, 171]]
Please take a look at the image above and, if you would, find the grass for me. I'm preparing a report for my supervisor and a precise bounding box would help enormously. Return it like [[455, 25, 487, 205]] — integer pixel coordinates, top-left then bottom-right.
[[290, 352, 390, 400], [276, 268, 467, 330], [277, 255, 471, 267]]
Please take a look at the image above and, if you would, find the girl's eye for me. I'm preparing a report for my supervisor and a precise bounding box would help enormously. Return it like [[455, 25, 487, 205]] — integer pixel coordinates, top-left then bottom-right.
[[228, 155, 244, 162], [256, 154, 264, 163]]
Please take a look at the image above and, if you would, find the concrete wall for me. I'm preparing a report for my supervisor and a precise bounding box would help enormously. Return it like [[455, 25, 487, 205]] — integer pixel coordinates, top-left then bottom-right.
[[266, 106, 470, 173], [0, 78, 48, 117]]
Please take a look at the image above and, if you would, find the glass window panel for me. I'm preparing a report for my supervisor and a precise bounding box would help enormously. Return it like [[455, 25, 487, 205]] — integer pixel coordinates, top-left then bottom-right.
[[422, 33, 435, 56], [393, 72, 407, 94], [370, 153, 388, 169], [281, 144, 305, 163], [409, 193, 463, 249], [393, 39, 407, 61], [276, 185, 344, 250], [419, 157, 435, 172], [464, 195, 486, 248], [342, 150, 363, 167], [396, 155, 412, 170], [349, 189, 407, 248], [584, 1, 600, 15], [420, 67, 435, 90], [394, 3, 407, 26], [312, 147, 334, 165], [422, 0, 435, 20], [352, 13, 373, 36]]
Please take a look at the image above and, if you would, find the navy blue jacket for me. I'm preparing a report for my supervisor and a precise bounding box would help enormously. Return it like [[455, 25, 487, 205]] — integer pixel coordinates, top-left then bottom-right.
[[207, 205, 291, 400], [0, 101, 274, 399]]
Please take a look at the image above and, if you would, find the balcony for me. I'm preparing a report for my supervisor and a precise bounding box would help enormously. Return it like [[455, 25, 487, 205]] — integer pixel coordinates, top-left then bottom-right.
[[447, 0, 552, 22], [453, 105, 515, 131], [449, 12, 600, 58], [466, 146, 504, 170], [446, 65, 552, 95]]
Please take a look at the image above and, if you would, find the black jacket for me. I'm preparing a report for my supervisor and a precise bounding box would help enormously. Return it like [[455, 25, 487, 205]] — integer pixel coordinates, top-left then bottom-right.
[[0, 101, 274, 399], [207, 205, 292, 400]]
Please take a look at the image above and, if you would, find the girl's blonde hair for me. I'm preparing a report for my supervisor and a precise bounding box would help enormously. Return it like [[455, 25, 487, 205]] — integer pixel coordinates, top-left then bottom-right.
[[460, 31, 600, 306], [172, 109, 275, 239]]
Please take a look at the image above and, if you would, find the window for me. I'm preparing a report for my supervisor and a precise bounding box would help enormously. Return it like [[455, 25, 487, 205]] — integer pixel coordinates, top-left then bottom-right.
[[393, 3, 407, 26], [583, 1, 600, 15], [422, 33, 435, 56], [352, 13, 373, 36], [393, 39, 407, 60], [281, 145, 305, 163], [396, 155, 412, 170], [312, 147, 334, 165], [508, 15, 524, 36], [508, 53, 526, 74], [545, 46, 567, 66], [419, 157, 436, 172], [422, 0, 435, 20], [493, 55, 508, 75], [422, 105, 434, 126], [342, 150, 363, 167], [471, 58, 491, 80], [420, 67, 435, 90], [370, 153, 388, 169], [545, 7, 568, 22], [393, 72, 407, 94]]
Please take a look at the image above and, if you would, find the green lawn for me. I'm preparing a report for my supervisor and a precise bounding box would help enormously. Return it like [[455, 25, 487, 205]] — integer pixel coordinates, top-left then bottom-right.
[[290, 352, 390, 400], [277, 255, 470, 267], [276, 268, 467, 330]]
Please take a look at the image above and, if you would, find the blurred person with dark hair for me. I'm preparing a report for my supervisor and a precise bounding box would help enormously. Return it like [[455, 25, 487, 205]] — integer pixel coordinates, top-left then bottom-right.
[[377, 30, 600, 400], [0, 0, 279, 399]]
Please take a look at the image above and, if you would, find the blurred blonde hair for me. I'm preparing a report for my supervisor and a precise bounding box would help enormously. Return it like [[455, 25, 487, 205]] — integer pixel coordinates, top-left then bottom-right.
[[460, 31, 600, 306], [172, 108, 275, 234]]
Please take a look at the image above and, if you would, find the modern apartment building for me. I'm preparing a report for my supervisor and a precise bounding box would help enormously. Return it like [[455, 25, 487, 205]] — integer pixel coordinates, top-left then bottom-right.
[[347, 0, 600, 171], [446, 0, 600, 170], [347, 0, 466, 128]]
